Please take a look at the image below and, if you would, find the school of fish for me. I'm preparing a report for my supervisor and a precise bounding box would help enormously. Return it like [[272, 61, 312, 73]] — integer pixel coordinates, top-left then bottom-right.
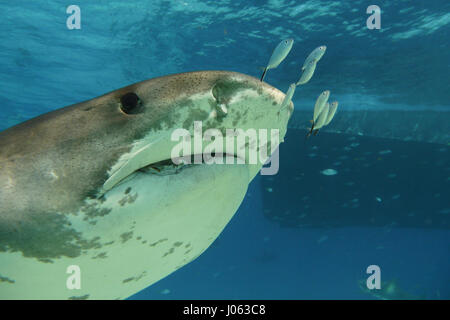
[[260, 40, 338, 136]]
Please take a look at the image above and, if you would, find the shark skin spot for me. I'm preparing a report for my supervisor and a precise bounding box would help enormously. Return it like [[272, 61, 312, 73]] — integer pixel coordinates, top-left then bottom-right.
[[120, 231, 133, 244], [184, 243, 191, 248], [122, 271, 147, 284], [122, 277, 135, 283], [185, 249, 192, 255], [149, 109, 179, 132], [124, 187, 131, 195], [118, 193, 138, 207], [128, 193, 138, 204], [212, 78, 256, 106], [81, 203, 112, 222], [163, 242, 183, 257], [68, 294, 90, 300], [0, 212, 102, 260], [162, 247, 175, 258], [92, 252, 108, 259], [149, 238, 168, 247], [78, 236, 102, 250], [181, 102, 209, 129], [37, 258, 54, 264], [135, 271, 147, 282], [0, 275, 15, 284]]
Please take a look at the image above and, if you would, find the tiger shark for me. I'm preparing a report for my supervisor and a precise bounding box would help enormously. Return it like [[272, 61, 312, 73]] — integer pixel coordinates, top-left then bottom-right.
[[0, 71, 293, 299]]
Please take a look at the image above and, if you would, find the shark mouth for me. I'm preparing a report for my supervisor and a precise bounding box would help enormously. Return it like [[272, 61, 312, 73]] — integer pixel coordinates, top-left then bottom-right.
[[101, 123, 251, 194], [106, 152, 244, 194], [137, 153, 241, 176]]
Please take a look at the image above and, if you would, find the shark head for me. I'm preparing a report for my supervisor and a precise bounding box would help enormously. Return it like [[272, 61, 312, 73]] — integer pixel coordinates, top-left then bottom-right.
[[99, 70, 292, 192], [0, 71, 293, 299]]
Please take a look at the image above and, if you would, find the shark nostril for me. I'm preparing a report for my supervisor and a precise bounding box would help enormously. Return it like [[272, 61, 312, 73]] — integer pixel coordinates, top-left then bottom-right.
[[120, 92, 141, 114], [211, 82, 223, 104], [211, 79, 238, 105]]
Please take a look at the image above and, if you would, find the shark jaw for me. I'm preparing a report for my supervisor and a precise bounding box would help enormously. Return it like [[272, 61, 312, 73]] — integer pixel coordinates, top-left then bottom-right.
[[0, 71, 292, 299], [104, 122, 283, 194]]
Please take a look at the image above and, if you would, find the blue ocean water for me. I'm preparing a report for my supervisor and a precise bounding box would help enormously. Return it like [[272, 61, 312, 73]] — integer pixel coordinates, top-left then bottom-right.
[[0, 0, 449, 299]]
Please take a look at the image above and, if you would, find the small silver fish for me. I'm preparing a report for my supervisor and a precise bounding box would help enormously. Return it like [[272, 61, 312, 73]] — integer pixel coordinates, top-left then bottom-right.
[[280, 83, 296, 112], [306, 95, 330, 139], [261, 38, 294, 81], [296, 59, 317, 85], [302, 45, 326, 71], [314, 102, 330, 131], [324, 101, 339, 126], [313, 90, 330, 122]]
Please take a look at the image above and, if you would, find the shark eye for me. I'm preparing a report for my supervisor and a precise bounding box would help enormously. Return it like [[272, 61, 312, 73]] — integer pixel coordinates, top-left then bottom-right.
[[120, 92, 141, 114]]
